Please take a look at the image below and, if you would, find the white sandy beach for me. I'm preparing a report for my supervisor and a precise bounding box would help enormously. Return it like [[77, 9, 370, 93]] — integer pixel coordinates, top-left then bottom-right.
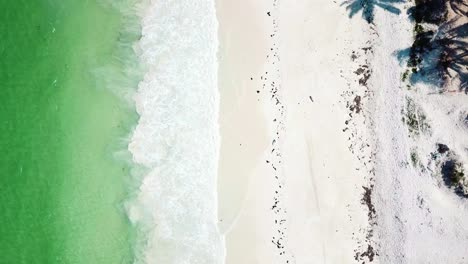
[[124, 0, 468, 262], [215, 0, 468, 263], [216, 0, 375, 263]]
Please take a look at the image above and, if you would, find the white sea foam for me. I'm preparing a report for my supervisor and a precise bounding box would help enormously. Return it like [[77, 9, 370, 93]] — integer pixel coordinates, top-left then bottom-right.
[[127, 0, 225, 263]]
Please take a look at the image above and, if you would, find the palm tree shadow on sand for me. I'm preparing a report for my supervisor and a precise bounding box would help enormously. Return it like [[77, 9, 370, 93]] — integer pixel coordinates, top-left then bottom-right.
[[448, 0, 468, 17], [341, 0, 405, 23], [407, 0, 467, 24], [396, 20, 467, 93]]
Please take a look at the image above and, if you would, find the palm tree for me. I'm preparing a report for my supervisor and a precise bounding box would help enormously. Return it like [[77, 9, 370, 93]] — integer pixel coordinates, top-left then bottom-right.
[[342, 0, 404, 23], [408, 0, 447, 24], [404, 20, 467, 92]]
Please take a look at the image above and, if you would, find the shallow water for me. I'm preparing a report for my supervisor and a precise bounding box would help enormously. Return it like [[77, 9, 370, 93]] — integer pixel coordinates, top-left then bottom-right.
[[0, 1, 139, 263]]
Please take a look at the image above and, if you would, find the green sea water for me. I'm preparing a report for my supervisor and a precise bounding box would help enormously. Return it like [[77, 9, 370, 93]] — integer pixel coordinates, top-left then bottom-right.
[[0, 1, 139, 263]]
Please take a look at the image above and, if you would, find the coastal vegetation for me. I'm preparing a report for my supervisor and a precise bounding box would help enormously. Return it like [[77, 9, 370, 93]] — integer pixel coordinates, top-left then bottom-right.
[[427, 144, 468, 198], [442, 159, 467, 197], [403, 0, 467, 92], [342, 0, 467, 92], [402, 97, 431, 136]]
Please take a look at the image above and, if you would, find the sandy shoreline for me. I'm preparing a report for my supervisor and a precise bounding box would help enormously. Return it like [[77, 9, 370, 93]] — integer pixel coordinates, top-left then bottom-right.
[[216, 0, 375, 262]]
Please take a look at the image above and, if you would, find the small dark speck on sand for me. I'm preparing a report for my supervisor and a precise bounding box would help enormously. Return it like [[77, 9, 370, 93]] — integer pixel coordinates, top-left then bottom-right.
[[267, 12, 271, 16], [257, 90, 260, 93]]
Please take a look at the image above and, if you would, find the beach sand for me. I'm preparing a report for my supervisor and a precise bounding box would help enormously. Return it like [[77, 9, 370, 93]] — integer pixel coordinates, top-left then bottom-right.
[[216, 0, 373, 262]]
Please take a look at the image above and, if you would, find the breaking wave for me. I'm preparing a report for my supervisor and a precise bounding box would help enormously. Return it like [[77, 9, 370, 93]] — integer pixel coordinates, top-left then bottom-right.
[[127, 0, 225, 263]]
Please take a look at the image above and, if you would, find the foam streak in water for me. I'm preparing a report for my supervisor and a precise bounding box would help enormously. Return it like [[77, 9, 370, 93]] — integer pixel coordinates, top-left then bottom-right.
[[128, 0, 225, 263]]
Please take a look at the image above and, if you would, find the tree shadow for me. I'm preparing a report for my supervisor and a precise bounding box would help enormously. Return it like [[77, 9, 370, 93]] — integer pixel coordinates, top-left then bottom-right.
[[407, 0, 448, 24], [341, 0, 405, 23], [448, 0, 468, 16], [407, 0, 467, 24], [397, 19, 468, 92]]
